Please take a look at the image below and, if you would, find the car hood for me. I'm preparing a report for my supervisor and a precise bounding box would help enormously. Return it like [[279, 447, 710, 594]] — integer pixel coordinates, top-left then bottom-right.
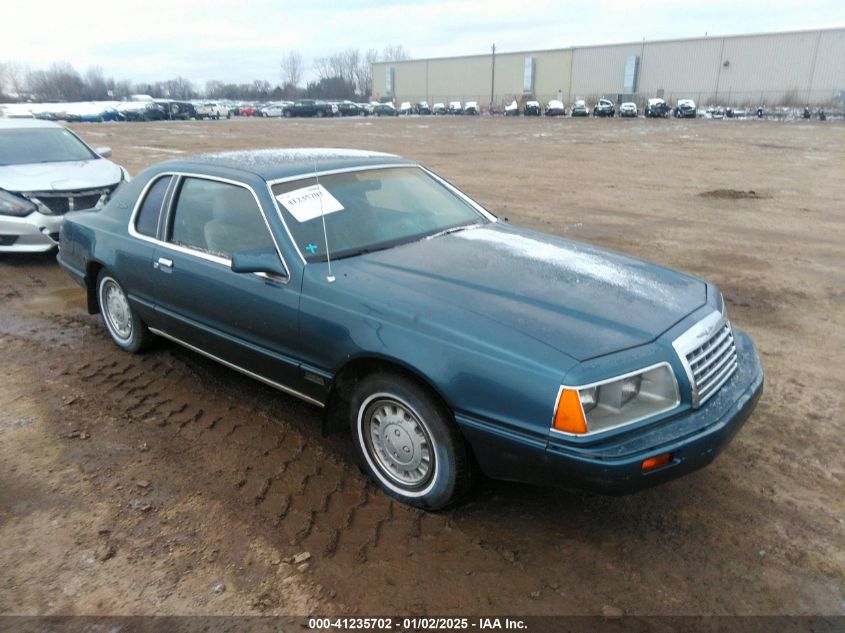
[[0, 158, 122, 192], [337, 224, 706, 361]]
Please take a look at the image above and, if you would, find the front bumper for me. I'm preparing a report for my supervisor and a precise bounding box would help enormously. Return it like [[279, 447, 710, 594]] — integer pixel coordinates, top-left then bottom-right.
[[544, 330, 763, 493], [0, 211, 65, 253]]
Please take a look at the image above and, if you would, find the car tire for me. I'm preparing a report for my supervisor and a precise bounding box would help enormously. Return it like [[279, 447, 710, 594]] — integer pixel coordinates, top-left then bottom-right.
[[283, 110, 292, 118], [350, 372, 474, 510], [317, 110, 325, 118], [97, 270, 153, 353]]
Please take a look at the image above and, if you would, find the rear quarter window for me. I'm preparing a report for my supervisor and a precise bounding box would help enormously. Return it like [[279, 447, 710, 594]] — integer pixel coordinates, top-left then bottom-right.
[[134, 176, 172, 237]]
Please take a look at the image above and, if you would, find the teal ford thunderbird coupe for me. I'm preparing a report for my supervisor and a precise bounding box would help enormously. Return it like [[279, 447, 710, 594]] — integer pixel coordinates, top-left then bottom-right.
[[57, 149, 763, 509]]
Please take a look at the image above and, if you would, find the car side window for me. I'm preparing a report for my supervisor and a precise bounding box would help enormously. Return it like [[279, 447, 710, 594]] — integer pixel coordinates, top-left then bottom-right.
[[135, 176, 171, 237], [168, 177, 275, 260]]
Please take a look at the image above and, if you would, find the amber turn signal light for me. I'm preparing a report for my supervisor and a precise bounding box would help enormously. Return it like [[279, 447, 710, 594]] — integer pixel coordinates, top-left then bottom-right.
[[642, 453, 672, 472], [553, 389, 588, 434]]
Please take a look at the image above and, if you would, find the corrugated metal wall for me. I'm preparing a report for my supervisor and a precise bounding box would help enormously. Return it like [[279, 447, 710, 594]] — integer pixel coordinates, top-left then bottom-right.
[[373, 28, 845, 107], [636, 39, 723, 100]]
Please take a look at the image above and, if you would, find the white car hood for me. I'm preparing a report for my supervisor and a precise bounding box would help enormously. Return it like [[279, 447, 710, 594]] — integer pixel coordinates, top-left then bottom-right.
[[0, 158, 122, 193]]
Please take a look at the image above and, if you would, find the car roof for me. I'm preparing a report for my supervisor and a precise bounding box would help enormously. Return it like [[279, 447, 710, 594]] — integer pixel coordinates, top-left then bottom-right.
[[161, 148, 412, 181], [0, 118, 62, 129]]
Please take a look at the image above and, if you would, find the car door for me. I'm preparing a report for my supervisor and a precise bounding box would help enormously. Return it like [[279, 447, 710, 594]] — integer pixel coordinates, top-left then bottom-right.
[[122, 173, 177, 324], [150, 174, 311, 397]]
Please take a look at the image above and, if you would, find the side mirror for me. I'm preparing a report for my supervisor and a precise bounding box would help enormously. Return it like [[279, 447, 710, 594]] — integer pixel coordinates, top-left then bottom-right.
[[231, 247, 288, 278], [95, 146, 113, 158]]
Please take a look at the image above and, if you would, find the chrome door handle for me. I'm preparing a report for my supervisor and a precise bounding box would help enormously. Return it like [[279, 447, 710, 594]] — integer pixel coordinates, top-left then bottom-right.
[[154, 257, 173, 269]]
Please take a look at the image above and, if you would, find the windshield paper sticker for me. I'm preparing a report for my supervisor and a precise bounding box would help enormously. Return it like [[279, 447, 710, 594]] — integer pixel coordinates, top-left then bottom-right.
[[276, 184, 344, 223]]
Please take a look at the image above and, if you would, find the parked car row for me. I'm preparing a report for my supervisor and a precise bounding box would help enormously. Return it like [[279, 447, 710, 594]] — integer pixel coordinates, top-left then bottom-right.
[[504, 98, 652, 117], [4, 97, 839, 125], [175, 96, 837, 122]]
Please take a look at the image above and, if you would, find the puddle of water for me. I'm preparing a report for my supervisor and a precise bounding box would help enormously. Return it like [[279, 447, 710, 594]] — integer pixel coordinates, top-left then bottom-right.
[[23, 286, 87, 314]]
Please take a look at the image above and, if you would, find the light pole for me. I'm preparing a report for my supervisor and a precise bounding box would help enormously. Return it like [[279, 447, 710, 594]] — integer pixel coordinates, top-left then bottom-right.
[[490, 43, 496, 113]]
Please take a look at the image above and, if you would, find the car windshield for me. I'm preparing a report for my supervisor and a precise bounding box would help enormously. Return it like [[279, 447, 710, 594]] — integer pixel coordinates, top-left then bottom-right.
[[271, 166, 488, 262], [0, 128, 96, 165]]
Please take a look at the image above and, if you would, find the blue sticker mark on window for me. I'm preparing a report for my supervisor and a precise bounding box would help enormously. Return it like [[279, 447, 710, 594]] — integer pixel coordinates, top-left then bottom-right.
[[305, 243, 318, 254]]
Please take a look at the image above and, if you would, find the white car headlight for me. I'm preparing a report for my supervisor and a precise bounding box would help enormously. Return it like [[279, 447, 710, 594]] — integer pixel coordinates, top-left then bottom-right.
[[553, 363, 680, 435]]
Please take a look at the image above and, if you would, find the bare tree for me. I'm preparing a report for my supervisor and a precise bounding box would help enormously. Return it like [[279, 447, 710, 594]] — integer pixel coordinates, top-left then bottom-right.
[[312, 55, 337, 82], [113, 80, 132, 99], [280, 50, 303, 88], [357, 48, 379, 98], [161, 77, 197, 100], [381, 44, 411, 62], [28, 63, 86, 101], [205, 79, 225, 98], [1, 61, 29, 98], [84, 66, 110, 100]]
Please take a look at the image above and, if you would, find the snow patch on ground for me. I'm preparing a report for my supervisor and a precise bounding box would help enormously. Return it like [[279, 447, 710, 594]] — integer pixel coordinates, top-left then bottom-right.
[[131, 146, 186, 154]]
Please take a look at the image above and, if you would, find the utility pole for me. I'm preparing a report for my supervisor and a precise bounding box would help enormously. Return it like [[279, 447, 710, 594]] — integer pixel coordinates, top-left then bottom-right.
[[490, 43, 496, 113]]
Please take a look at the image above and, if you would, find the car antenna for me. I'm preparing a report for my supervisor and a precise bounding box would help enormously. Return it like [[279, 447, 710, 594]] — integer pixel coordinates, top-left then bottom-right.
[[314, 162, 335, 283]]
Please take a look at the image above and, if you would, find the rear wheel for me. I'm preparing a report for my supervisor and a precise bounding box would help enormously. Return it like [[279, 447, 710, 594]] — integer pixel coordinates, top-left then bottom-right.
[[97, 270, 153, 353], [350, 372, 473, 510]]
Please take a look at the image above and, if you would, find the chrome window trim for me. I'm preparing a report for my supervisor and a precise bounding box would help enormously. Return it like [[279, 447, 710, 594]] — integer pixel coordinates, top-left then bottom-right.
[[128, 171, 291, 283], [148, 327, 324, 408], [672, 310, 737, 408], [549, 361, 681, 438], [419, 166, 498, 222], [266, 163, 496, 264]]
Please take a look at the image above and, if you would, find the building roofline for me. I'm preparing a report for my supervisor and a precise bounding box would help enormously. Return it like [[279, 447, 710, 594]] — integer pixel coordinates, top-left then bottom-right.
[[372, 25, 845, 66]]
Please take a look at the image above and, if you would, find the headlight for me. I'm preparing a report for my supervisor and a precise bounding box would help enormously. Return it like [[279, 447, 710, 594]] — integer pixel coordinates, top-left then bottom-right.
[[0, 190, 38, 217], [553, 363, 680, 435]]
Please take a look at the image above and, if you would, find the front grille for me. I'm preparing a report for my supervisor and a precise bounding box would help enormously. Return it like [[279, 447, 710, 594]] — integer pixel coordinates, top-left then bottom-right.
[[25, 185, 117, 215], [686, 322, 738, 404], [673, 313, 739, 407]]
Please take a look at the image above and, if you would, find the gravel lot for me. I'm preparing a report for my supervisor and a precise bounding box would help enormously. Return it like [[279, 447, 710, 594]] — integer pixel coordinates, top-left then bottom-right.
[[1, 116, 844, 616]]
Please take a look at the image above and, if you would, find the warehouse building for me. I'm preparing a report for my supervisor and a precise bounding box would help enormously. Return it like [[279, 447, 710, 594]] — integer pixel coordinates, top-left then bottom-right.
[[372, 27, 845, 109]]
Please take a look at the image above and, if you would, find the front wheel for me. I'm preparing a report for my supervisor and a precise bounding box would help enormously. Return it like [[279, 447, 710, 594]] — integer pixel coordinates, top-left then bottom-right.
[[97, 270, 153, 353], [350, 373, 474, 510]]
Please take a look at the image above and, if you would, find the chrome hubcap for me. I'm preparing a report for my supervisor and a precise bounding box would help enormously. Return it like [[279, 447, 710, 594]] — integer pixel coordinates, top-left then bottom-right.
[[365, 399, 433, 487], [103, 280, 132, 340]]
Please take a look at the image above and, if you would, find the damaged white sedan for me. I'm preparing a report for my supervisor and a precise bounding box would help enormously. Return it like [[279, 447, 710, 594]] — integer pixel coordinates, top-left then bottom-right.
[[0, 119, 127, 253]]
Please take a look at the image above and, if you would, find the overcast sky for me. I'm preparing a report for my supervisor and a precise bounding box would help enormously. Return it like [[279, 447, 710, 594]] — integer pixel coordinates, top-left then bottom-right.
[[4, 0, 844, 86]]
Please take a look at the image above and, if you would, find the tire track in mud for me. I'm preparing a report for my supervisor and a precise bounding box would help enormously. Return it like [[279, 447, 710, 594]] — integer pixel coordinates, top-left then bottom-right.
[[0, 304, 797, 613], [5, 242, 845, 614], [2, 296, 549, 612]]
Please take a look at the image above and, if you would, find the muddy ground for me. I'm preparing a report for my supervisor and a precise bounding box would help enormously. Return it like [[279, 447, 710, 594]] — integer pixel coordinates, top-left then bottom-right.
[[1, 116, 844, 616]]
